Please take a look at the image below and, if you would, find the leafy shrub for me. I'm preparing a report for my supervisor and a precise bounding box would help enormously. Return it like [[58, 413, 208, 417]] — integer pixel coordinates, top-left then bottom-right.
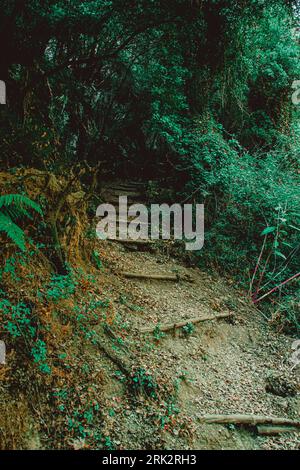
[[180, 121, 300, 331], [45, 271, 77, 301], [130, 367, 158, 399], [0, 297, 51, 374], [153, 324, 165, 342], [0, 194, 42, 250], [31, 339, 51, 374], [275, 289, 300, 335], [182, 322, 195, 336]]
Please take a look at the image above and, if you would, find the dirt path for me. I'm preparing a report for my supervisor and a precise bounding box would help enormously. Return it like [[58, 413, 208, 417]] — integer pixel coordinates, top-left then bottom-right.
[[1, 175, 298, 450], [97, 239, 299, 450]]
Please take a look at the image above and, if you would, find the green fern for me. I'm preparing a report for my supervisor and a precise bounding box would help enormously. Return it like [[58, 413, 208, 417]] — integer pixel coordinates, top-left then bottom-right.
[[0, 194, 42, 251], [0, 194, 42, 214]]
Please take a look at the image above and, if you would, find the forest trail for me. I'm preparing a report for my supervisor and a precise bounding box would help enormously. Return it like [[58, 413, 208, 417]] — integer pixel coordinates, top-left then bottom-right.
[[1, 1, 299, 453], [91, 182, 300, 450], [0, 174, 299, 450]]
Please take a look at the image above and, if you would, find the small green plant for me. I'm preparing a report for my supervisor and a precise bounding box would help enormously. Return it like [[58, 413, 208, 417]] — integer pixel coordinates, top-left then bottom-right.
[[159, 400, 180, 429], [182, 322, 194, 336], [45, 271, 77, 301], [118, 294, 143, 312], [226, 424, 236, 431], [73, 294, 109, 325], [174, 371, 194, 390], [31, 339, 51, 374], [53, 386, 102, 444], [0, 194, 42, 250], [119, 294, 127, 305], [128, 304, 144, 312], [153, 324, 165, 342], [92, 250, 103, 270], [0, 297, 51, 374], [104, 436, 116, 450], [1, 299, 35, 339], [130, 367, 158, 399], [114, 370, 126, 383]]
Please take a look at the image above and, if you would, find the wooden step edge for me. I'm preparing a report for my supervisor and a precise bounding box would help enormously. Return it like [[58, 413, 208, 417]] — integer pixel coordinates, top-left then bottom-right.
[[121, 272, 179, 282], [107, 238, 155, 245], [140, 312, 233, 333], [101, 191, 145, 198]]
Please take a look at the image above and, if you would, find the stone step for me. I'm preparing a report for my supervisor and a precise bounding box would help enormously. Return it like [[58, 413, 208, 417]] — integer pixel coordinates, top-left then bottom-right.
[[103, 196, 145, 205], [102, 189, 143, 197], [101, 181, 146, 191], [107, 238, 155, 245], [122, 272, 179, 282]]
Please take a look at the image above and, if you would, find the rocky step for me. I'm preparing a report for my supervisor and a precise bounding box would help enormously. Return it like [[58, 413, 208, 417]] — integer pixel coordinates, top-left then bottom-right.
[[101, 181, 147, 192], [101, 188, 144, 197], [122, 271, 180, 282], [102, 195, 146, 205]]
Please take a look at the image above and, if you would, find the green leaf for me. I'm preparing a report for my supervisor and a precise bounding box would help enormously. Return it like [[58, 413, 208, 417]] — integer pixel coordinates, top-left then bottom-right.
[[288, 224, 300, 232], [0, 194, 42, 215], [0, 194, 42, 251], [274, 251, 286, 260], [261, 226, 276, 236], [0, 213, 26, 250]]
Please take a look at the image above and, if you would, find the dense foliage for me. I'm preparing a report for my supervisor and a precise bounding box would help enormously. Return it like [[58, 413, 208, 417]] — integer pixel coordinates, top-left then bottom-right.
[[0, 0, 299, 331]]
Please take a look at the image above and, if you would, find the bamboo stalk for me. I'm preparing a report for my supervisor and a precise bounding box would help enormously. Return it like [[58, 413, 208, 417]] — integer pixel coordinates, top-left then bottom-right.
[[123, 272, 179, 281], [140, 312, 233, 333], [254, 272, 300, 303], [108, 238, 154, 245], [257, 425, 300, 435], [199, 414, 300, 428]]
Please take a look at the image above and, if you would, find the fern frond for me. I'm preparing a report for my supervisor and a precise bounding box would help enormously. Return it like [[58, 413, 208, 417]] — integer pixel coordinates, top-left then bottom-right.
[[0, 212, 26, 251], [0, 194, 42, 215], [3, 206, 33, 221]]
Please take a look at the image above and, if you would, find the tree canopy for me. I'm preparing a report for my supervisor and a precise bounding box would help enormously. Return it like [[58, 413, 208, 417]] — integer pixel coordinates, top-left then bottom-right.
[[0, 0, 299, 326]]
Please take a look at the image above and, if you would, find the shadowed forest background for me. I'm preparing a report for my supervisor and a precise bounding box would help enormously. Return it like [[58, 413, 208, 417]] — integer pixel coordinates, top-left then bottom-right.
[[0, 0, 299, 450]]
